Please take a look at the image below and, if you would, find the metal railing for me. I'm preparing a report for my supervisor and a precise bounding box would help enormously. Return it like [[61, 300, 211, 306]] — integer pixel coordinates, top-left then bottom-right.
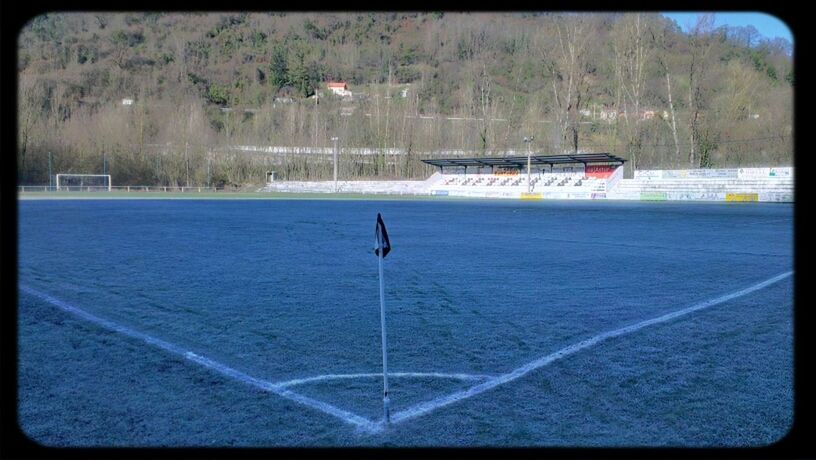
[[18, 185, 224, 193]]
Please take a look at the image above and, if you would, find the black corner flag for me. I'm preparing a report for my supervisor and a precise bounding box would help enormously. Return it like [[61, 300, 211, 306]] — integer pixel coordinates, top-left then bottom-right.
[[375, 213, 392, 422], [374, 213, 391, 258]]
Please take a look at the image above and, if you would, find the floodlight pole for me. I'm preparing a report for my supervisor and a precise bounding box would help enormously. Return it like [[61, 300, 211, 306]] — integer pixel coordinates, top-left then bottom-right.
[[378, 246, 391, 424], [48, 152, 52, 190], [524, 136, 534, 193], [332, 137, 339, 192]]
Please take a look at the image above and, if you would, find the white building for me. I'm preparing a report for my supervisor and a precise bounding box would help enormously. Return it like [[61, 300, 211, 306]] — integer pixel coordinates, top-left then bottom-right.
[[327, 82, 352, 98], [599, 108, 617, 122]]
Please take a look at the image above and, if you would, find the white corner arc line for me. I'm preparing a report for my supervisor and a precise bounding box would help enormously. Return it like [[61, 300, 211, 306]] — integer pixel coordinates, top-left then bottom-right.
[[18, 286, 378, 433], [275, 372, 492, 389], [384, 271, 794, 427]]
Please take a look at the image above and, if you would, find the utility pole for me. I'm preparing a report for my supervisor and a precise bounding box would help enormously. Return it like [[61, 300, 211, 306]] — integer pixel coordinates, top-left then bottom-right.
[[207, 149, 211, 188], [185, 141, 190, 188], [187, 107, 194, 188], [331, 137, 339, 192], [524, 136, 534, 193], [156, 149, 162, 186]]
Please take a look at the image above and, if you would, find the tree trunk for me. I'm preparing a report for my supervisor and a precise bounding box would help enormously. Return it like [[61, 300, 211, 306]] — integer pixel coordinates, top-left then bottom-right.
[[19, 111, 33, 183], [688, 87, 697, 167], [665, 72, 680, 165]]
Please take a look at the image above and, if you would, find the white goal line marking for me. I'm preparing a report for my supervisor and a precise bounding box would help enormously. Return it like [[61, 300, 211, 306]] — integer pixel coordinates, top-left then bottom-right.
[[20, 270, 792, 435], [381, 271, 794, 428], [18, 286, 378, 433]]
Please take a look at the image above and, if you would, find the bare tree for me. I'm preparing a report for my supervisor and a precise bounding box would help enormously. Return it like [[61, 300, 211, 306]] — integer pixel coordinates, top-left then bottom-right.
[[18, 75, 45, 183], [687, 13, 716, 167], [15, 12, 794, 184], [476, 62, 492, 154], [613, 13, 651, 171], [546, 14, 595, 153], [648, 16, 682, 167]]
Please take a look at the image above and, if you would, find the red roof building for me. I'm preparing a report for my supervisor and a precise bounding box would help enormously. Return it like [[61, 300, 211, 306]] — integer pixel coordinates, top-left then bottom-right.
[[327, 82, 352, 97]]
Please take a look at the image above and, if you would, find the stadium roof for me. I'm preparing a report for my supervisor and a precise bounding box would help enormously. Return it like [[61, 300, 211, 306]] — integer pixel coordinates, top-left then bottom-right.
[[422, 153, 626, 169]]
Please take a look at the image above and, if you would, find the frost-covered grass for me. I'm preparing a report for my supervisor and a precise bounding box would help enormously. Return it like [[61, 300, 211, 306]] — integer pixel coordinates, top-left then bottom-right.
[[17, 199, 793, 446]]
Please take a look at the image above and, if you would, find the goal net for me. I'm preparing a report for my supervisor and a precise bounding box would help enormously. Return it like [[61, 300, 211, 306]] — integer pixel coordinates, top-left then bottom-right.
[[55, 174, 112, 191]]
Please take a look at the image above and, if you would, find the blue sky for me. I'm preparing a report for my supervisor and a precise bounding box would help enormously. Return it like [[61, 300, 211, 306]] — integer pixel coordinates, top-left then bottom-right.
[[661, 12, 793, 44]]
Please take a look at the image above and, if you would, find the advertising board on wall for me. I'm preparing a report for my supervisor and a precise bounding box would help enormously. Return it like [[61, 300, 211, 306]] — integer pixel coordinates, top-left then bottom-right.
[[640, 191, 668, 201], [687, 168, 739, 178], [737, 167, 793, 179], [637, 167, 793, 180], [725, 193, 759, 202], [633, 170, 661, 179], [769, 167, 793, 177], [667, 192, 726, 201], [585, 165, 616, 179], [661, 170, 688, 178], [759, 192, 794, 202], [551, 165, 583, 174]]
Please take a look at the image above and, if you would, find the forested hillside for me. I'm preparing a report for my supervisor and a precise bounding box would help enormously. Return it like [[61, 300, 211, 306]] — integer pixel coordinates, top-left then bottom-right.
[[17, 12, 793, 186]]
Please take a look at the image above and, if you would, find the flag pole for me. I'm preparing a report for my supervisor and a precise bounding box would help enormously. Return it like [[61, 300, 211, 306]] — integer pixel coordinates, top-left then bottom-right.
[[378, 246, 391, 424]]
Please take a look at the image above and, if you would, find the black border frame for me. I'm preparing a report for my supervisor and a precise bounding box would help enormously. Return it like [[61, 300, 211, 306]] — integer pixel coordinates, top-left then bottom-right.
[[2, 2, 810, 458]]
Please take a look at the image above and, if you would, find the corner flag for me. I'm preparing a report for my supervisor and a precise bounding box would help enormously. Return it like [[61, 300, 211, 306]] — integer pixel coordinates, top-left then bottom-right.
[[374, 213, 391, 258], [374, 212, 392, 423]]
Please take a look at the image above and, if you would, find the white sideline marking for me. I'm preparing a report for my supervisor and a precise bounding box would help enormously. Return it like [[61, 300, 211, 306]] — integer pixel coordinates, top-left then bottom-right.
[[382, 271, 794, 428], [275, 372, 492, 389], [18, 286, 378, 433]]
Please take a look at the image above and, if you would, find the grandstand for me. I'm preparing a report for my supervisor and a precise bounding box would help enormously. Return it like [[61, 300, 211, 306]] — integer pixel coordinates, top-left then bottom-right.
[[422, 156, 792, 202], [257, 153, 792, 203], [422, 153, 626, 199]]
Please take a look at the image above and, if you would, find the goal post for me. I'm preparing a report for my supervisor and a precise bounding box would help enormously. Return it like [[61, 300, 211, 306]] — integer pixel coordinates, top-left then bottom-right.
[[55, 174, 112, 191]]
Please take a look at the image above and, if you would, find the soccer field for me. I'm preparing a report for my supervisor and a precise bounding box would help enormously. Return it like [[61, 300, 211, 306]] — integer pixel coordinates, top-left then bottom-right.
[[17, 199, 793, 447]]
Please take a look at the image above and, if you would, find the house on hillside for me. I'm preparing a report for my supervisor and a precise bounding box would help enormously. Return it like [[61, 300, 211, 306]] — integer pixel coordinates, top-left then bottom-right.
[[599, 107, 617, 122], [615, 109, 657, 121], [327, 81, 352, 98], [641, 110, 656, 120]]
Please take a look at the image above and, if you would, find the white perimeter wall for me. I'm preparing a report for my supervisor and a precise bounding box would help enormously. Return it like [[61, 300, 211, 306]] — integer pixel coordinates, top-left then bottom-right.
[[633, 167, 792, 179], [258, 167, 793, 202], [612, 167, 793, 202]]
